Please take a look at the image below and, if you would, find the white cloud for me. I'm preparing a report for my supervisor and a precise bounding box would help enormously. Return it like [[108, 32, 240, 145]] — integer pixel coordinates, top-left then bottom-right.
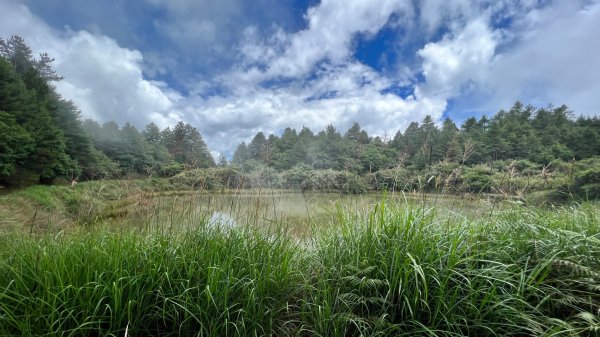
[[232, 0, 412, 82], [417, 18, 499, 100], [193, 0, 445, 153], [2, 0, 599, 157], [419, 0, 475, 33], [0, 0, 179, 128], [482, 0, 600, 115], [0, 0, 474, 156], [416, 0, 600, 117], [187, 62, 443, 154]]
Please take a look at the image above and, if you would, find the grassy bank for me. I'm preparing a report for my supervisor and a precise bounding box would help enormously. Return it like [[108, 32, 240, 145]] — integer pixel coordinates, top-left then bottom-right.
[[1, 202, 599, 336], [0, 178, 505, 236]]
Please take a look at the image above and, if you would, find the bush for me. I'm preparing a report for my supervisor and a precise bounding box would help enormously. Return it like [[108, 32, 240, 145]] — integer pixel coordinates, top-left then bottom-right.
[[341, 172, 368, 194], [550, 157, 600, 201], [159, 161, 185, 177], [170, 168, 246, 190], [462, 165, 494, 192], [512, 159, 540, 176], [368, 168, 419, 191], [282, 165, 313, 190], [573, 167, 600, 199]]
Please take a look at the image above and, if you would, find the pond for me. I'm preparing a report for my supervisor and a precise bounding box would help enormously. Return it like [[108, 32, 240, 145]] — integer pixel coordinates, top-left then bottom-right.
[[103, 190, 509, 236]]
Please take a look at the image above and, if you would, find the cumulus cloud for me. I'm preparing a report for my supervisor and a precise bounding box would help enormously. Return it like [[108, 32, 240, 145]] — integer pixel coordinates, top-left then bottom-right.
[[416, 0, 600, 117], [231, 0, 412, 82], [0, 0, 179, 127], [416, 18, 499, 100], [483, 0, 600, 115], [186, 61, 445, 155], [191, 0, 448, 153], [1, 0, 599, 156]]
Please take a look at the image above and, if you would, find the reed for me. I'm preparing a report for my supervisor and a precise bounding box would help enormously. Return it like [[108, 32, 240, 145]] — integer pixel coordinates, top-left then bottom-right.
[[0, 200, 598, 336]]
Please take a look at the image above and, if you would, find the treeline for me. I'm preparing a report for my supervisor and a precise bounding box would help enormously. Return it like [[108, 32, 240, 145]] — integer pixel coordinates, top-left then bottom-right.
[[226, 102, 600, 197], [0, 36, 214, 187], [232, 105, 599, 173], [2, 36, 599, 196]]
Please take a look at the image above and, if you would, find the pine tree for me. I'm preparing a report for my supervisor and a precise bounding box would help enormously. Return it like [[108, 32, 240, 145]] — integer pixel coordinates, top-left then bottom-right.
[[232, 142, 249, 165], [248, 132, 268, 163], [0, 110, 33, 179], [440, 118, 461, 162], [0, 57, 69, 184], [166, 122, 214, 168]]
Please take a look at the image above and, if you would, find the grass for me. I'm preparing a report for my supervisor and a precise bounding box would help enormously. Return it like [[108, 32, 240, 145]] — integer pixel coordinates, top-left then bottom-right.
[[0, 197, 599, 336], [0, 225, 302, 337]]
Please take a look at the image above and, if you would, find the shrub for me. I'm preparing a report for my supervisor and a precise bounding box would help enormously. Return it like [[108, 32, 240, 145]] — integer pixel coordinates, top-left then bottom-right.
[[169, 168, 249, 190], [282, 165, 313, 190], [462, 165, 494, 192], [159, 161, 185, 177], [342, 172, 368, 194], [368, 168, 419, 191], [512, 159, 540, 176], [573, 167, 600, 199]]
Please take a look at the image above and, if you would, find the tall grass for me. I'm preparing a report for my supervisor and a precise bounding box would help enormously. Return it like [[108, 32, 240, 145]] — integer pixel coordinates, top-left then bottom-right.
[[0, 225, 303, 337], [1, 202, 599, 336], [304, 203, 600, 336]]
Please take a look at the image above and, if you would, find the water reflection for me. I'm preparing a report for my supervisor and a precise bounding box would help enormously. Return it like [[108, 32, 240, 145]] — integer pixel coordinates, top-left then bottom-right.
[[106, 191, 501, 236]]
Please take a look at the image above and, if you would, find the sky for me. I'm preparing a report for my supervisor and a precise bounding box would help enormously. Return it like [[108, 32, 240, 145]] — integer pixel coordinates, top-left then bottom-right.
[[1, 0, 599, 156]]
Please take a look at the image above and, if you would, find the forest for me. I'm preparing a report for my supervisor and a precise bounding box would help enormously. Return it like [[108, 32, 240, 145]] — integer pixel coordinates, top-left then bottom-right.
[[2, 32, 600, 337], [1, 36, 599, 199]]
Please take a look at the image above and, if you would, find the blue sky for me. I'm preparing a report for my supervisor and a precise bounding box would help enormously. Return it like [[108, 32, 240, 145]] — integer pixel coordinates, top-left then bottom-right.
[[1, 0, 599, 155]]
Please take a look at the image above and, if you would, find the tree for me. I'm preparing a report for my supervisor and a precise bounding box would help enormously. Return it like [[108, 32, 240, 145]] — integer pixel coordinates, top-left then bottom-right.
[[0, 36, 62, 81], [272, 128, 302, 170], [142, 123, 171, 174], [143, 123, 162, 144], [406, 116, 441, 169], [217, 154, 228, 167], [166, 122, 214, 168], [248, 132, 268, 163], [440, 118, 461, 162], [119, 122, 151, 172], [360, 141, 387, 173], [0, 57, 70, 184], [0, 110, 33, 179], [296, 126, 316, 167], [232, 142, 249, 165], [49, 96, 99, 177], [344, 122, 369, 144], [314, 124, 345, 170], [0, 36, 34, 76], [461, 116, 489, 164]]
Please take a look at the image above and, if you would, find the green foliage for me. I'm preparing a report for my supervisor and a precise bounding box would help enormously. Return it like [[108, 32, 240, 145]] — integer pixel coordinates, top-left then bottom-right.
[[0, 225, 302, 337], [573, 168, 600, 199], [160, 161, 185, 177], [368, 168, 419, 191], [0, 110, 33, 178], [462, 165, 494, 192], [170, 167, 245, 190], [571, 157, 600, 199], [228, 101, 598, 197], [1, 36, 599, 198], [1, 203, 599, 336], [307, 204, 600, 336], [342, 172, 368, 194], [282, 164, 313, 190], [1, 36, 219, 186], [162, 121, 215, 168], [0, 56, 71, 185]]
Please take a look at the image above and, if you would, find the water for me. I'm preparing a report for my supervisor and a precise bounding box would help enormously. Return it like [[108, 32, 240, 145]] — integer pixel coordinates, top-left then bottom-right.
[[104, 190, 501, 235]]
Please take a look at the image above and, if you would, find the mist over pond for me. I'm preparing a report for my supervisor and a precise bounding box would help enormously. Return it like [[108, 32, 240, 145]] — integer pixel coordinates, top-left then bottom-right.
[[102, 190, 504, 236]]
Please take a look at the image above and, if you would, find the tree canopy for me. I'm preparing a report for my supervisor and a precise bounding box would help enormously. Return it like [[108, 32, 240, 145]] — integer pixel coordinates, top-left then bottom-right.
[[0, 36, 215, 186], [1, 36, 599, 189]]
